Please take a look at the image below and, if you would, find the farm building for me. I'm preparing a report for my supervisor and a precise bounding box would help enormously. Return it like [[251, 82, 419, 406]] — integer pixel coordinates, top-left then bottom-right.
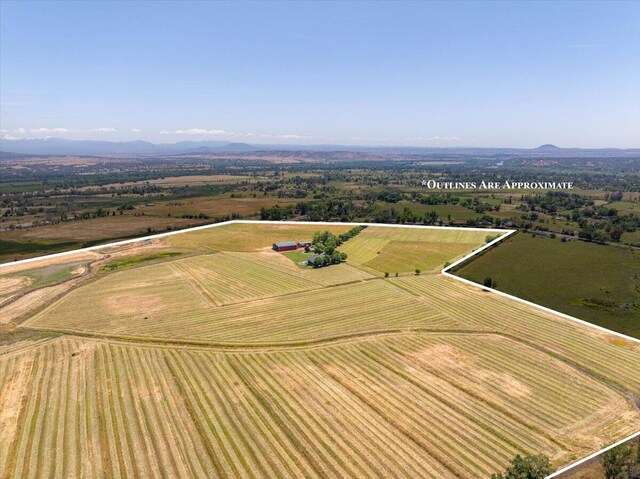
[[306, 254, 323, 266], [298, 241, 312, 251], [273, 241, 298, 252]]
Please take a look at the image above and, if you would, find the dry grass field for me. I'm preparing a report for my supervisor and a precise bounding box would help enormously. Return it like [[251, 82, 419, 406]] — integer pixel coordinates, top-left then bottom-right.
[[165, 222, 352, 252], [338, 226, 489, 273], [98, 174, 254, 188], [139, 197, 301, 219], [1, 221, 639, 478], [2, 215, 200, 243]]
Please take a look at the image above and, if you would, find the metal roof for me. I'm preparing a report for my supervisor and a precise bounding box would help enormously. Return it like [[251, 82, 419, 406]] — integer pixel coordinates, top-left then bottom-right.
[[274, 241, 297, 247], [307, 254, 323, 264]]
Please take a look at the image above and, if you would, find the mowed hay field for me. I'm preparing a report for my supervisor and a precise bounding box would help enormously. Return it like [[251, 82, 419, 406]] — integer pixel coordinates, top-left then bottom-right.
[[0, 334, 637, 478], [27, 275, 459, 344], [1, 222, 640, 478], [164, 222, 353, 253], [338, 226, 489, 274], [2, 215, 199, 243]]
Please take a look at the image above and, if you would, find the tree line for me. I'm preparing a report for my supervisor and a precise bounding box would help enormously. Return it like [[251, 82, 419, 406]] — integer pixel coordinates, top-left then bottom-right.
[[308, 225, 367, 268]]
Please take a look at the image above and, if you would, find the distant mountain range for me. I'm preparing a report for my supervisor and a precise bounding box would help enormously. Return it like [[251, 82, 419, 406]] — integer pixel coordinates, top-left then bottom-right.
[[1, 137, 639, 158], [0, 138, 258, 157]]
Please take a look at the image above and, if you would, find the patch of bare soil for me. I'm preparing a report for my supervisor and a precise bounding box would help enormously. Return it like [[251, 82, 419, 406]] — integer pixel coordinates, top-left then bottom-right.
[[104, 293, 166, 316], [70, 265, 87, 276], [0, 251, 101, 275], [407, 344, 473, 370], [476, 370, 531, 398], [0, 276, 33, 296], [406, 343, 531, 398], [100, 238, 166, 257], [72, 339, 99, 356], [2, 283, 70, 324], [2, 256, 105, 324]]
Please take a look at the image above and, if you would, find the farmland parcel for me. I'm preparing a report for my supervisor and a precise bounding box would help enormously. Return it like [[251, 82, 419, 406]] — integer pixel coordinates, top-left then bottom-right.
[[0, 221, 639, 478], [455, 231, 640, 339]]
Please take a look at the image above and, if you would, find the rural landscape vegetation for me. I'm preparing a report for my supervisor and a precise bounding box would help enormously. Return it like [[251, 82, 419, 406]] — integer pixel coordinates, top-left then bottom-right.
[[2, 147, 638, 339], [1, 221, 639, 478], [2, 1, 639, 476]]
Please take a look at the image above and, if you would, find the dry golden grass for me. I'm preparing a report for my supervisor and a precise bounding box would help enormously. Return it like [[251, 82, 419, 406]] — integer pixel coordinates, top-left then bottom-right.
[[339, 226, 489, 273], [94, 174, 252, 189], [0, 251, 100, 275], [2, 216, 199, 242], [0, 334, 637, 478], [0, 276, 33, 297], [1, 223, 638, 478], [165, 222, 351, 252]]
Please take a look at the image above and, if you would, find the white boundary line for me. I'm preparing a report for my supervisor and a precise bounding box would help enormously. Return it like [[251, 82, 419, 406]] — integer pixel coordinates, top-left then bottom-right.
[[439, 227, 640, 477], [441, 230, 640, 345], [2, 219, 639, 476], [545, 430, 640, 478], [0, 219, 506, 269]]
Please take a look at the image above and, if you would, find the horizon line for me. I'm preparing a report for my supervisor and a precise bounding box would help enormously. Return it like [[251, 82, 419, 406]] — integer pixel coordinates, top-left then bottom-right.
[[2, 137, 640, 151]]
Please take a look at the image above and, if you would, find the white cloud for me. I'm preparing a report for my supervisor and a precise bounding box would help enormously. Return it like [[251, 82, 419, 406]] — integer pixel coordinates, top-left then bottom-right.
[[91, 127, 117, 133], [177, 128, 233, 135], [131, 128, 142, 133], [1, 127, 81, 139], [161, 128, 309, 139], [29, 127, 73, 134]]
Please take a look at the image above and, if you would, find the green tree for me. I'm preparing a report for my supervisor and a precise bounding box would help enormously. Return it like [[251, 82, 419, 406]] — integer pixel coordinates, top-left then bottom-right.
[[609, 225, 624, 242], [602, 442, 633, 479], [491, 454, 553, 479], [415, 268, 421, 275]]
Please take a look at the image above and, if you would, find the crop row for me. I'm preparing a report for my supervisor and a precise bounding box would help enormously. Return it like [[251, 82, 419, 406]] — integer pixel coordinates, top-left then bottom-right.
[[164, 223, 351, 253], [338, 235, 391, 265], [28, 280, 460, 344], [170, 253, 317, 305], [355, 226, 490, 244], [223, 251, 375, 285], [337, 226, 488, 273], [389, 275, 640, 395], [26, 250, 378, 336], [0, 338, 218, 478], [1, 334, 635, 478]]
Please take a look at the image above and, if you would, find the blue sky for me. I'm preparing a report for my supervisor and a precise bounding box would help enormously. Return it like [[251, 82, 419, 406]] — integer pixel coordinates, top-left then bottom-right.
[[1, 0, 639, 148]]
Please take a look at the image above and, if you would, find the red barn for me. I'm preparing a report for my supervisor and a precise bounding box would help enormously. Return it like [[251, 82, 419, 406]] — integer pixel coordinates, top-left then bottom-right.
[[273, 241, 298, 252]]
